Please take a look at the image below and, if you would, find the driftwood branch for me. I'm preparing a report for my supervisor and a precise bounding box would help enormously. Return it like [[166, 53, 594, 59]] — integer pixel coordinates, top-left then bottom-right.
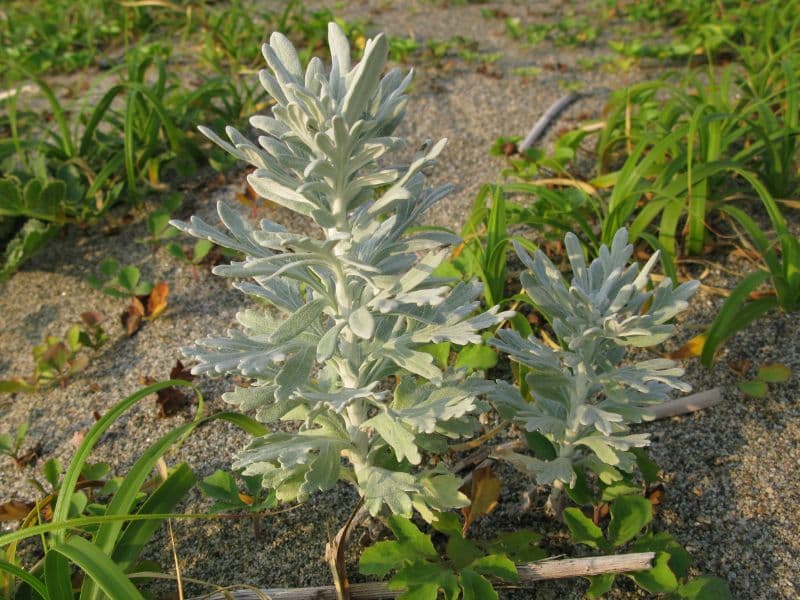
[[194, 553, 655, 599], [519, 92, 582, 152], [650, 387, 723, 419]]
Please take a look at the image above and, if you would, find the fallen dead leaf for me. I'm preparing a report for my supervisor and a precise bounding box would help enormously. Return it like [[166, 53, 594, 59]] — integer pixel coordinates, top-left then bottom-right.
[[121, 297, 145, 336], [727, 358, 752, 378], [146, 281, 169, 319], [667, 334, 707, 360], [0, 500, 34, 521], [461, 466, 501, 535]]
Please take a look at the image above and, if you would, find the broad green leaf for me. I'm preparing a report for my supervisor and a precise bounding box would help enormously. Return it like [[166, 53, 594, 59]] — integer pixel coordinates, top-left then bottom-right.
[[359, 540, 418, 577], [459, 568, 497, 600], [100, 258, 120, 278], [446, 534, 482, 570], [469, 554, 517, 582], [117, 266, 141, 292], [524, 431, 557, 461], [193, 239, 213, 262], [587, 573, 616, 599], [454, 344, 497, 370], [601, 480, 642, 502], [80, 462, 110, 481], [738, 380, 767, 398], [419, 342, 451, 370], [630, 551, 678, 593], [677, 576, 732, 599], [386, 515, 438, 559], [631, 448, 660, 485], [564, 468, 594, 506], [607, 495, 652, 548], [44, 458, 62, 489], [487, 530, 546, 563], [198, 470, 239, 502], [396, 583, 440, 600], [757, 363, 791, 383], [431, 512, 462, 537], [563, 508, 604, 549], [389, 561, 459, 600], [631, 532, 691, 579]]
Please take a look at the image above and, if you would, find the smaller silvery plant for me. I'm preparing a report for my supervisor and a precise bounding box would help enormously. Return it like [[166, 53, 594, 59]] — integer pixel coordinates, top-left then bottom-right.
[[171, 24, 514, 518], [488, 230, 698, 514]]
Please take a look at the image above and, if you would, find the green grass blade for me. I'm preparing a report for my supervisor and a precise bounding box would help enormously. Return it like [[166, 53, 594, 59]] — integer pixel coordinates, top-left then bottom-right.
[[124, 89, 139, 192], [28, 77, 75, 158], [43, 552, 71, 600], [110, 463, 196, 573], [719, 204, 781, 274], [658, 197, 684, 257], [603, 127, 686, 243], [78, 84, 125, 156], [52, 537, 144, 600], [701, 271, 774, 367], [50, 380, 198, 543], [0, 558, 49, 599], [83, 420, 199, 592]]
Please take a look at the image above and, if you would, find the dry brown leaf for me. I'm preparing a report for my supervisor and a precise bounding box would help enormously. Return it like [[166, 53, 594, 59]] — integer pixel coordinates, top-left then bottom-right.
[[0, 500, 34, 521], [121, 297, 145, 336], [80, 311, 104, 327], [728, 358, 752, 378], [647, 484, 665, 509], [461, 466, 501, 535], [667, 334, 707, 360], [169, 360, 194, 382], [147, 281, 169, 319]]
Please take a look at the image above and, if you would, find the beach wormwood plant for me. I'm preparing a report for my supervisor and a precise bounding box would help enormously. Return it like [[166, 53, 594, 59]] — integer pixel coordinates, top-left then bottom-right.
[[489, 231, 699, 514], [171, 24, 514, 517]]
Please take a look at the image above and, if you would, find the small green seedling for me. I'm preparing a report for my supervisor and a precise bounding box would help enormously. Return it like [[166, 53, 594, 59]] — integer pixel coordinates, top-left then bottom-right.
[[199, 469, 277, 538], [142, 193, 183, 251], [87, 258, 153, 299], [166, 238, 214, 266], [0, 422, 35, 469], [737, 363, 792, 398], [77, 312, 109, 351], [0, 325, 92, 394], [564, 495, 731, 599], [359, 513, 541, 600]]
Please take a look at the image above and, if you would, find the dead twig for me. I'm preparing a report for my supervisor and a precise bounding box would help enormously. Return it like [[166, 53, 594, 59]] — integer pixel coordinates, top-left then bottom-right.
[[519, 92, 582, 152], [650, 388, 723, 420], [193, 553, 655, 599]]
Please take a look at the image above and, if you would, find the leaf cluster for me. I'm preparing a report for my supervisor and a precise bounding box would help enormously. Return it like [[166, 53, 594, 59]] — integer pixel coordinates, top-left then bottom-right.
[[359, 513, 540, 600], [488, 229, 697, 491], [0, 314, 108, 395]]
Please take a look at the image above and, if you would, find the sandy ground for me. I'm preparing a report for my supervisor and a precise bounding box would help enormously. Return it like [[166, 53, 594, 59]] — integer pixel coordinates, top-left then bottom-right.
[[1, 1, 798, 598]]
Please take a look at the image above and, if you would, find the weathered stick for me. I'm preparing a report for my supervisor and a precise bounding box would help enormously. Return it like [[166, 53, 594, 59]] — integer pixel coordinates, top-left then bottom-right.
[[517, 552, 654, 581], [193, 553, 654, 599], [651, 387, 723, 420], [519, 92, 581, 152]]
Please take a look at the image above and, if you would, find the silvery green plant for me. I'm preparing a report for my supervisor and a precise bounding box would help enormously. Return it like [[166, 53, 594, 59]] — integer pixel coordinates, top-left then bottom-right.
[[171, 24, 514, 518], [488, 229, 698, 514]]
